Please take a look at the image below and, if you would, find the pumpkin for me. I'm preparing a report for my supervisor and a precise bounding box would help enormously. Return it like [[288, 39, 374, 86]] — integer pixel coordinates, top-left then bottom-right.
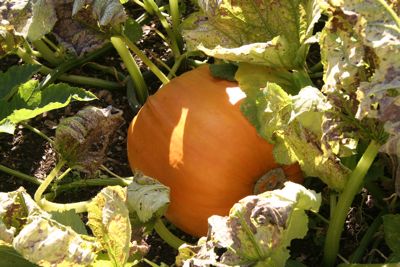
[[127, 65, 303, 237]]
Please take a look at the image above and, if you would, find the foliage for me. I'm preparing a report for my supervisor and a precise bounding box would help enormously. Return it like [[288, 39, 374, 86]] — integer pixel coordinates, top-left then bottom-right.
[[177, 182, 321, 267], [0, 64, 96, 134]]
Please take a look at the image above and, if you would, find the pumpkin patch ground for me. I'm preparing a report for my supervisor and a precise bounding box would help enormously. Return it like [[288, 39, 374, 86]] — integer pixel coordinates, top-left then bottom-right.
[[0, 1, 399, 267]]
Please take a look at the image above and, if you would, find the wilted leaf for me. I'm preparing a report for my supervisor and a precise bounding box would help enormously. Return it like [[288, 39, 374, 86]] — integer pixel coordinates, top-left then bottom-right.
[[13, 216, 98, 267], [177, 182, 321, 267], [54, 106, 124, 173], [126, 172, 170, 223], [182, 0, 320, 69], [0, 188, 98, 267], [72, 0, 126, 26], [0, 82, 96, 134], [87, 186, 131, 267]]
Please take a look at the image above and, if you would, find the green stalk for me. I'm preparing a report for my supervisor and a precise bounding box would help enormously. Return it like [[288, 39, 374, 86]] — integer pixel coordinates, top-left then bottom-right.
[[34, 160, 89, 213], [375, 0, 400, 30], [144, 0, 181, 58], [169, 0, 184, 50], [21, 122, 54, 144], [122, 34, 169, 85], [40, 43, 114, 88], [34, 160, 66, 204], [349, 211, 385, 263], [111, 36, 148, 104], [0, 164, 41, 185], [16, 48, 122, 89], [50, 177, 132, 197], [31, 40, 63, 66], [323, 140, 382, 267], [154, 218, 186, 250]]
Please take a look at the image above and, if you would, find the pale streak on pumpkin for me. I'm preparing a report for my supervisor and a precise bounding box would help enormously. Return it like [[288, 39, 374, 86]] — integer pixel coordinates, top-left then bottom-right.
[[226, 86, 246, 105], [169, 107, 189, 168]]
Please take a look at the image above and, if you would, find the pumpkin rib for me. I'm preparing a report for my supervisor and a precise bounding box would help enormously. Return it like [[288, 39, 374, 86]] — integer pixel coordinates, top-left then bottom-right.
[[127, 65, 301, 237]]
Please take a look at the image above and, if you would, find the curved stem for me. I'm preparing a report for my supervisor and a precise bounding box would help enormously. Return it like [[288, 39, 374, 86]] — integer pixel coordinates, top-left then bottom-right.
[[34, 160, 66, 203], [0, 164, 41, 185], [21, 122, 54, 144], [375, 0, 400, 30], [111, 36, 148, 104], [101, 165, 124, 180], [39, 198, 89, 213], [154, 218, 186, 250], [323, 140, 382, 267]]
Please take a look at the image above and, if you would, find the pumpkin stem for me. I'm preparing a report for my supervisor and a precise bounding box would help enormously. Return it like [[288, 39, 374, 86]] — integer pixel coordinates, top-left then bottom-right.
[[154, 218, 186, 250]]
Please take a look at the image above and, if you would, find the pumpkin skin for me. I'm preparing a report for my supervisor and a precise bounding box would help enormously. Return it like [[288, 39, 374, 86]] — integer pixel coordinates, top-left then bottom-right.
[[127, 65, 303, 237]]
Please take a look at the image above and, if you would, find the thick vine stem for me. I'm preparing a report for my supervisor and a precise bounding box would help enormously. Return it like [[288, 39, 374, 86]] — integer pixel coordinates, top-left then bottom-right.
[[16, 47, 122, 89], [323, 140, 382, 267], [34, 160, 66, 204], [111, 36, 149, 104], [34, 160, 89, 213], [154, 218, 186, 250], [0, 164, 41, 185]]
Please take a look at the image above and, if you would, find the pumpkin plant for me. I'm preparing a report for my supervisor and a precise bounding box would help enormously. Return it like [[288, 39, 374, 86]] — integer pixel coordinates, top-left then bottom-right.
[[126, 65, 303, 237]]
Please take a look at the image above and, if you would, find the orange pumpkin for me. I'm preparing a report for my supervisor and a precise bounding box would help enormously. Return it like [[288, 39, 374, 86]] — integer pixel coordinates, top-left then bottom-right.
[[127, 65, 303, 237]]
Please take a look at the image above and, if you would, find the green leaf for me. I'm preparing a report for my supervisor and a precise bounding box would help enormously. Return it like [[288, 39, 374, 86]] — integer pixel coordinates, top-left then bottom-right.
[[126, 172, 170, 223], [50, 210, 88, 235], [0, 0, 57, 41], [177, 182, 321, 267], [241, 81, 350, 191], [0, 245, 37, 267], [0, 82, 96, 134], [383, 214, 400, 254], [209, 63, 238, 82], [0, 64, 40, 100], [124, 18, 143, 44], [87, 186, 131, 267], [182, 0, 321, 69]]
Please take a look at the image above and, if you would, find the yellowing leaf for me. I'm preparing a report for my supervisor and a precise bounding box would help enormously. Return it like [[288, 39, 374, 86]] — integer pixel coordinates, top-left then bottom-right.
[[87, 186, 131, 267]]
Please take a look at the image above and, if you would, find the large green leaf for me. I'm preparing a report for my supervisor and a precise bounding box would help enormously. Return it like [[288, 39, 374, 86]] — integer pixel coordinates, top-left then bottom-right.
[[182, 0, 320, 69], [0, 82, 96, 134], [177, 182, 321, 267], [240, 81, 350, 191], [0, 64, 40, 100]]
